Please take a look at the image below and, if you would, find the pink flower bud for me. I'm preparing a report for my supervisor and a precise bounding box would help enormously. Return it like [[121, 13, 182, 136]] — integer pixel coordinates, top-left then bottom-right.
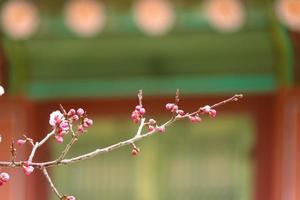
[[139, 107, 146, 115], [86, 119, 93, 126], [55, 135, 64, 143], [83, 122, 89, 128], [165, 103, 174, 110], [72, 114, 79, 121], [171, 105, 179, 112], [67, 109, 76, 116], [17, 139, 26, 146], [131, 111, 140, 123], [135, 105, 142, 111], [67, 196, 76, 200], [202, 105, 211, 113], [189, 115, 202, 123], [77, 125, 84, 133], [148, 125, 155, 132], [76, 108, 85, 116], [176, 109, 185, 116], [156, 126, 166, 133], [60, 121, 69, 131], [23, 165, 34, 176], [0, 172, 10, 183], [209, 109, 217, 118]]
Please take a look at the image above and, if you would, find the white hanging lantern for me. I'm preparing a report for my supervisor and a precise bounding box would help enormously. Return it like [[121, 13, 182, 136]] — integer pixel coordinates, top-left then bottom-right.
[[64, 0, 106, 37], [204, 0, 245, 32], [1, 0, 39, 40], [133, 0, 175, 36], [275, 0, 300, 32]]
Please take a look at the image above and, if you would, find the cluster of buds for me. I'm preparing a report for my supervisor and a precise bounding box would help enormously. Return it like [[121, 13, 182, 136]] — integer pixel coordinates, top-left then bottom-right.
[[165, 103, 185, 118], [0, 172, 10, 186], [22, 162, 34, 176], [202, 105, 217, 118], [49, 108, 93, 143], [131, 105, 146, 123], [67, 108, 93, 134]]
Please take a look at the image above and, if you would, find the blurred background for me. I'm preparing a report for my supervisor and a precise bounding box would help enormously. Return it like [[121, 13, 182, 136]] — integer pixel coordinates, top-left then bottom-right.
[[0, 0, 299, 200]]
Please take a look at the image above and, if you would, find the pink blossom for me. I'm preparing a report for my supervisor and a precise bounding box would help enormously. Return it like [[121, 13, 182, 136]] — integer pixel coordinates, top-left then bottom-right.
[[0, 172, 10, 183], [22, 165, 34, 176], [49, 110, 64, 127]]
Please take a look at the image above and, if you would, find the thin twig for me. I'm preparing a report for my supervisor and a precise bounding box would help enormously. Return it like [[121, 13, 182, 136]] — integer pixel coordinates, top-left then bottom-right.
[[56, 136, 78, 162], [135, 118, 146, 137], [42, 167, 62, 199], [28, 142, 39, 163], [38, 130, 56, 147]]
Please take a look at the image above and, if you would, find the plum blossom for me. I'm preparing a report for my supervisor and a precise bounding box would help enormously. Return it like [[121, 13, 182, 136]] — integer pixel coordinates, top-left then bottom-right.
[[49, 111, 64, 127]]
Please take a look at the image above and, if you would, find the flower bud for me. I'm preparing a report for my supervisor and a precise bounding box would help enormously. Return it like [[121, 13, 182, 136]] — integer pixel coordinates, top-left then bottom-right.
[[23, 165, 34, 176], [202, 105, 211, 113], [139, 107, 146, 115], [131, 147, 140, 156], [165, 103, 174, 110], [67, 109, 76, 116], [17, 139, 26, 146], [0, 172, 10, 183], [72, 114, 79, 121], [156, 126, 166, 133], [209, 109, 217, 118], [55, 135, 64, 143], [76, 108, 85, 116], [67, 196, 76, 200]]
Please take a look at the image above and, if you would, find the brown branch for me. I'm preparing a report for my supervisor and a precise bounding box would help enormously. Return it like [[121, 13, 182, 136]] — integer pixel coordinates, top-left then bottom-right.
[[0, 94, 243, 170]]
